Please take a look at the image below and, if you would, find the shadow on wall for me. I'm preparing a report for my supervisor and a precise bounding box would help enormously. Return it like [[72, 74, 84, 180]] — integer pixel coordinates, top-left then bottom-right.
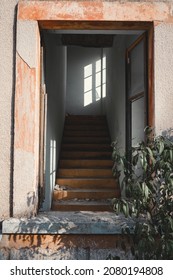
[[162, 128, 173, 141], [66, 47, 107, 115]]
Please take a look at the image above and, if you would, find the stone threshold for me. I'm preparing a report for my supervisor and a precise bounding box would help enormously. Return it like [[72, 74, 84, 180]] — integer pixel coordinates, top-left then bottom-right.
[[2, 211, 136, 234]]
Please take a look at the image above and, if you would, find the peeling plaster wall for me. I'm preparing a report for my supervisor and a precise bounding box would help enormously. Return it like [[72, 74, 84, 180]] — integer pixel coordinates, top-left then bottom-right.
[[0, 0, 18, 220], [42, 34, 67, 210], [13, 20, 41, 217]]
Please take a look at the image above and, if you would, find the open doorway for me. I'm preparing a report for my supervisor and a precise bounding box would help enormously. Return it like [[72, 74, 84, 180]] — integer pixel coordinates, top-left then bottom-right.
[[39, 26, 153, 211]]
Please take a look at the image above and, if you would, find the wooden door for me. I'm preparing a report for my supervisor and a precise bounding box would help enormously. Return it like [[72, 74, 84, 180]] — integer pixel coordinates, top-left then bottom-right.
[[126, 34, 148, 154]]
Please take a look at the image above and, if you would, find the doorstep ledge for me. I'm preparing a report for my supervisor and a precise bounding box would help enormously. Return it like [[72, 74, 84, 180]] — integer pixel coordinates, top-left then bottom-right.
[[2, 211, 136, 234]]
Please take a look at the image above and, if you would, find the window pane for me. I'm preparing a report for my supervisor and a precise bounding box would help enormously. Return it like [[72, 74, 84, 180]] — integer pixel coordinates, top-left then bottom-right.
[[130, 40, 144, 97], [131, 96, 145, 147]]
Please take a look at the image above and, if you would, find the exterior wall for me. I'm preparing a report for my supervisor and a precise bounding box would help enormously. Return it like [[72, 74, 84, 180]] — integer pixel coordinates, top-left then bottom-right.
[[154, 23, 173, 137], [0, 0, 18, 220], [13, 20, 40, 217], [0, 234, 133, 260], [43, 34, 67, 210], [66, 46, 105, 115]]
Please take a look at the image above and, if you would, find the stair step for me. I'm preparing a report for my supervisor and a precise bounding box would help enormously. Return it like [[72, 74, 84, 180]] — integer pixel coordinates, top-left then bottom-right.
[[64, 130, 109, 137], [61, 143, 112, 151], [57, 168, 113, 177], [59, 159, 114, 168], [51, 200, 113, 211], [61, 151, 112, 159], [64, 124, 108, 131], [63, 136, 110, 144], [53, 188, 119, 200], [53, 114, 120, 212], [56, 178, 118, 188]]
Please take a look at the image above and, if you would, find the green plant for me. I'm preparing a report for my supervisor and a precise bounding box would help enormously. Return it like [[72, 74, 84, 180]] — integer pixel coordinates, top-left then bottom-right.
[[112, 129, 173, 259]]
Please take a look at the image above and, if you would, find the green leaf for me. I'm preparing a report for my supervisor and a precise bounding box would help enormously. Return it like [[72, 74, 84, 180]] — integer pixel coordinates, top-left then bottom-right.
[[159, 141, 164, 155], [170, 149, 173, 162]]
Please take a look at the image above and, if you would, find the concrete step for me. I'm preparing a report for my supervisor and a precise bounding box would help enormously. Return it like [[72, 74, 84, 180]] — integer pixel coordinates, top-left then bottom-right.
[[63, 136, 110, 144], [51, 199, 113, 211], [59, 159, 114, 168], [57, 168, 113, 178], [61, 143, 112, 151], [60, 151, 112, 159], [56, 178, 118, 188], [53, 188, 119, 200]]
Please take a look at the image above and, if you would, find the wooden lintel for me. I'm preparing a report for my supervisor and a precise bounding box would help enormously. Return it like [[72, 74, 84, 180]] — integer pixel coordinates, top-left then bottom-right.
[[39, 20, 152, 31]]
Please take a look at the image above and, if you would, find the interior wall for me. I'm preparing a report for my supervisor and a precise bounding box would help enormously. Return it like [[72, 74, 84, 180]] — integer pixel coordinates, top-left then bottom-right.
[[42, 34, 67, 210], [105, 35, 139, 152], [66, 46, 106, 115]]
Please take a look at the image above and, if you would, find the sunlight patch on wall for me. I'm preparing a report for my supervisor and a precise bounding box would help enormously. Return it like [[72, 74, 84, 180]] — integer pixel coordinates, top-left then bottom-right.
[[84, 55, 106, 107], [84, 64, 93, 107], [50, 139, 56, 188]]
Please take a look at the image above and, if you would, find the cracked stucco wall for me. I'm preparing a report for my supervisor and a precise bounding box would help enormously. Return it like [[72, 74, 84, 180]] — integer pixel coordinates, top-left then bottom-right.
[[0, 0, 18, 220]]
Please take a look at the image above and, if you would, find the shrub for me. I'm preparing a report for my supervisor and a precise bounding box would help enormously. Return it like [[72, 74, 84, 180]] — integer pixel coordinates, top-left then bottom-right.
[[112, 129, 173, 259]]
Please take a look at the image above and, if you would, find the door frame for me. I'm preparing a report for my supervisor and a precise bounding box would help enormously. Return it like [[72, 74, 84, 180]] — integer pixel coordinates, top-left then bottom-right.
[[126, 33, 148, 154], [39, 21, 154, 209], [14, 0, 154, 217]]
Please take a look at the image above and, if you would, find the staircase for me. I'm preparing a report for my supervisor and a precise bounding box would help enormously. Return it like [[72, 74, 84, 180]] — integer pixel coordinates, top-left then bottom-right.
[[52, 115, 121, 211]]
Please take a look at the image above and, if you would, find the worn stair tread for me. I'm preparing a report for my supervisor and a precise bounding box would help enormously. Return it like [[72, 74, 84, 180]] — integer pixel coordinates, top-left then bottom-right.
[[64, 130, 110, 137], [51, 200, 114, 211], [63, 136, 110, 144], [64, 124, 108, 131], [56, 178, 118, 189], [57, 168, 113, 177], [53, 199, 112, 204], [59, 159, 114, 168], [53, 188, 120, 200], [61, 151, 112, 159], [54, 188, 116, 192], [61, 143, 112, 151]]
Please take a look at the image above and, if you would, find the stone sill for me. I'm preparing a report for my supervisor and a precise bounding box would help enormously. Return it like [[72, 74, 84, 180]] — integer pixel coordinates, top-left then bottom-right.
[[2, 211, 136, 234]]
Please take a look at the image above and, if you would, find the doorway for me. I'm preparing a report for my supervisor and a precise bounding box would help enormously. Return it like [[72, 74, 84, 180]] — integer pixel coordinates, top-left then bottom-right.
[[39, 26, 153, 211]]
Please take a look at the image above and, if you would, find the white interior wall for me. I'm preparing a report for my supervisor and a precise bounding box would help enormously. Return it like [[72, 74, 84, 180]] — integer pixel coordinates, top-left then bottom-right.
[[105, 35, 139, 151], [42, 34, 67, 210], [66, 46, 106, 115]]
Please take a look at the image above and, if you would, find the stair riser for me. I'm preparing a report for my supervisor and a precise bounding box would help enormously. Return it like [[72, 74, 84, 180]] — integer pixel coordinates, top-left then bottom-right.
[[51, 204, 113, 211], [56, 178, 118, 188], [59, 160, 113, 168], [57, 169, 113, 177], [62, 144, 112, 151], [65, 120, 107, 125], [63, 137, 110, 144], [53, 190, 120, 200], [64, 131, 109, 137], [64, 125, 108, 131], [61, 151, 112, 159]]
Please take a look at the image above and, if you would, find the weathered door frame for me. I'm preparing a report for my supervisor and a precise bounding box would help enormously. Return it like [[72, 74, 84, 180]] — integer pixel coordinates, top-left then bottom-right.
[[14, 1, 155, 217], [126, 33, 148, 154]]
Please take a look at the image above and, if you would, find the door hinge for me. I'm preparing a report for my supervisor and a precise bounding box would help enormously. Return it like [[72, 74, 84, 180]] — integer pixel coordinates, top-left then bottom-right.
[[127, 56, 130, 64]]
